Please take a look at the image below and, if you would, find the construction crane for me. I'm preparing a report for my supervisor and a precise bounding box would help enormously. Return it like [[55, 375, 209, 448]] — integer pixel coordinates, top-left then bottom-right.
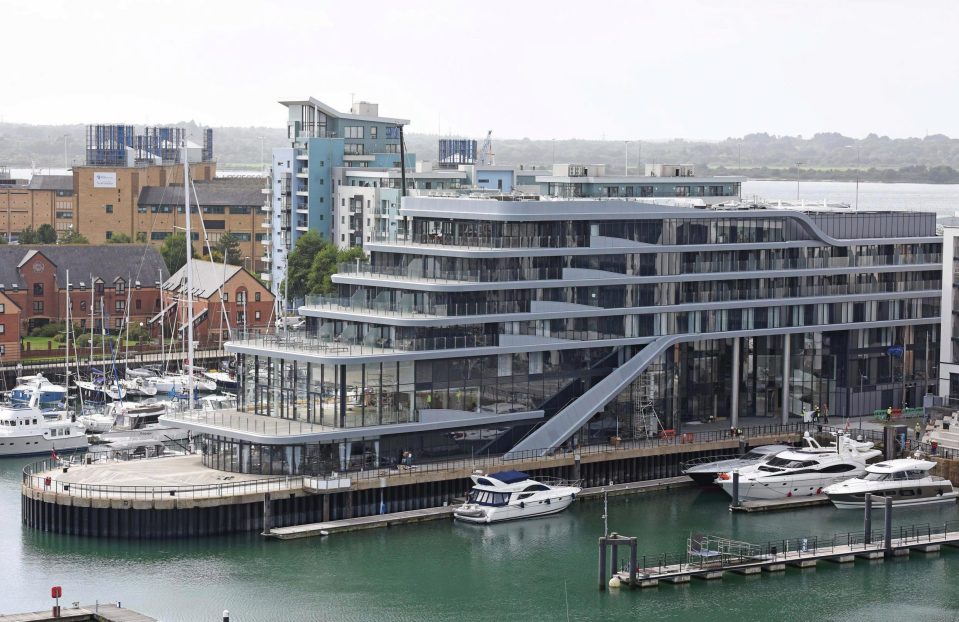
[[478, 130, 495, 166]]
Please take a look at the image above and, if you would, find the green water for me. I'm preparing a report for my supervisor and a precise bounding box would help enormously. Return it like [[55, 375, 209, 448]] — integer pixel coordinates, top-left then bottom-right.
[[4, 455, 959, 622]]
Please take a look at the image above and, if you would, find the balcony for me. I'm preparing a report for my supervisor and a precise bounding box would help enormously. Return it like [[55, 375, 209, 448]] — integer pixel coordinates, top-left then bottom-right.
[[296, 168, 309, 177]]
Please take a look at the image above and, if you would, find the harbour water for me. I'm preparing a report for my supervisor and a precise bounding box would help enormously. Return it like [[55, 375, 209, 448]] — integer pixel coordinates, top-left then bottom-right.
[[4, 454, 959, 621]]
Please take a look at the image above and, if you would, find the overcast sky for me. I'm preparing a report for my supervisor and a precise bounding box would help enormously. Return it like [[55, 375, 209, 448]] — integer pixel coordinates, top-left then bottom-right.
[[3, 0, 957, 140]]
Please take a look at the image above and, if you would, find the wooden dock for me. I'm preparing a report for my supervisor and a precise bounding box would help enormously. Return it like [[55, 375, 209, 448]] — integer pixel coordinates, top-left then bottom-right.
[[730, 494, 831, 513], [267, 476, 693, 540], [266, 506, 456, 539], [0, 603, 155, 622]]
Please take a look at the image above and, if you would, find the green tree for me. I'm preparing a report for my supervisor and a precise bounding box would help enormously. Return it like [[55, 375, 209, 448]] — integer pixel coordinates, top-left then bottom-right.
[[60, 230, 89, 244], [214, 233, 243, 265], [108, 232, 132, 243], [281, 231, 325, 300], [135, 231, 147, 243], [160, 232, 198, 274], [18, 226, 38, 244], [37, 224, 57, 244], [306, 243, 366, 295]]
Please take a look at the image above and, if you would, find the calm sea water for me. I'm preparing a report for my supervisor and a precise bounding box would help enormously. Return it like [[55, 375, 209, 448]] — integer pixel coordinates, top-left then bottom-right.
[[3, 454, 959, 622]]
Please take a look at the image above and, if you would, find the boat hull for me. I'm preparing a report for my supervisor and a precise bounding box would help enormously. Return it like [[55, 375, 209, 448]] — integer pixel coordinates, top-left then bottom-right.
[[454, 495, 576, 524], [0, 433, 88, 457], [719, 473, 862, 501]]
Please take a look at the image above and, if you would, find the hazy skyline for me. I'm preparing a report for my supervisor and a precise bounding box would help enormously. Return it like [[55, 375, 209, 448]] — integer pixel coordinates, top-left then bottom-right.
[[3, 0, 957, 141]]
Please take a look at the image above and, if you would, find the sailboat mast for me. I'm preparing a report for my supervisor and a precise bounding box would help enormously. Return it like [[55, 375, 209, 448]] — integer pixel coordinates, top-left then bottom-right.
[[184, 140, 195, 410], [64, 269, 70, 410], [88, 275, 94, 370]]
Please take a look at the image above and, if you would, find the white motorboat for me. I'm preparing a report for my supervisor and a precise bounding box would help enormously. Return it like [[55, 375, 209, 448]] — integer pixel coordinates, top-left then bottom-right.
[[683, 444, 793, 485], [824, 458, 959, 509], [201, 369, 238, 391], [0, 395, 87, 457], [75, 372, 126, 401], [106, 400, 172, 430], [78, 409, 115, 434], [453, 470, 581, 524], [10, 373, 68, 408], [199, 393, 237, 412], [716, 432, 882, 501]]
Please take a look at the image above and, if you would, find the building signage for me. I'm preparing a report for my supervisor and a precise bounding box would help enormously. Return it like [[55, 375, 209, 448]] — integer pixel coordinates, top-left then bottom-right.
[[93, 172, 117, 188]]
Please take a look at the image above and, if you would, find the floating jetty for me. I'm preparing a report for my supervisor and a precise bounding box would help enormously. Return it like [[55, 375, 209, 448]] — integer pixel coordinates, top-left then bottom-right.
[[0, 603, 155, 622], [601, 495, 959, 590], [729, 494, 831, 513]]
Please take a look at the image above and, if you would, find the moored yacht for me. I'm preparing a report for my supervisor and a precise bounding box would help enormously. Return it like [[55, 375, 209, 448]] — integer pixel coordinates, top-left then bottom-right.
[[716, 432, 882, 501], [823, 458, 959, 509], [9, 374, 68, 407], [453, 470, 581, 524], [683, 444, 793, 485], [0, 395, 87, 457]]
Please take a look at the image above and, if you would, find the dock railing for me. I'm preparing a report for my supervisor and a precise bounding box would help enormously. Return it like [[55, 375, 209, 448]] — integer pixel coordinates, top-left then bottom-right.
[[632, 519, 959, 577]]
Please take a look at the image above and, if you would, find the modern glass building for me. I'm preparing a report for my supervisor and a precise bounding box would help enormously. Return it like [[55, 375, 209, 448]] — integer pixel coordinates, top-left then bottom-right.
[[169, 197, 942, 475]]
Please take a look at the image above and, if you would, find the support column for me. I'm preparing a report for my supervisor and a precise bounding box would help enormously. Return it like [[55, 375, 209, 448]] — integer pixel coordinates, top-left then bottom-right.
[[731, 337, 741, 428], [781, 334, 791, 425]]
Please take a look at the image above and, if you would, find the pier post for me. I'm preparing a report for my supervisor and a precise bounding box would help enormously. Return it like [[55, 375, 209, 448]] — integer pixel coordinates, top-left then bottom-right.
[[573, 452, 581, 482], [628, 537, 638, 588], [883, 496, 893, 553], [863, 493, 872, 544], [731, 337, 740, 429], [598, 537, 607, 591], [731, 471, 741, 508], [610, 535, 619, 576], [262, 493, 272, 535]]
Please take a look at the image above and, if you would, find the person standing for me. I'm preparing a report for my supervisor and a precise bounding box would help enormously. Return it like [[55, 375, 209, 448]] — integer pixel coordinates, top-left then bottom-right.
[[915, 421, 922, 443]]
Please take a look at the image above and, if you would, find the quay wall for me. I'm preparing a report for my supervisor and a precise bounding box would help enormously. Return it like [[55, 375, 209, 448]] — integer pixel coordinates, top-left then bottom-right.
[[21, 434, 796, 538]]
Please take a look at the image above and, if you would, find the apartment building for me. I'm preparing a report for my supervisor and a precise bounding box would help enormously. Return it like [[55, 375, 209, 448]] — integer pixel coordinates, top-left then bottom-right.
[[0, 244, 169, 337], [0, 175, 74, 239], [537, 163, 743, 203], [169, 197, 941, 476]]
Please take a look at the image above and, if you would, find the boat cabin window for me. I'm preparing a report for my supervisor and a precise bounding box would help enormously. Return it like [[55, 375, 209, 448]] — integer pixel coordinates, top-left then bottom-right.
[[818, 463, 858, 474], [468, 490, 510, 506], [765, 458, 818, 469], [515, 492, 536, 501], [522, 484, 550, 492], [742, 450, 767, 460], [864, 473, 890, 481]]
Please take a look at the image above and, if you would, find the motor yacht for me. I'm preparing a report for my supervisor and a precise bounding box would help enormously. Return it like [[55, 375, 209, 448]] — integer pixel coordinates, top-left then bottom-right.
[[0, 395, 87, 457], [823, 458, 958, 509], [453, 470, 581, 524], [716, 432, 881, 501], [9, 373, 68, 408], [683, 444, 793, 485]]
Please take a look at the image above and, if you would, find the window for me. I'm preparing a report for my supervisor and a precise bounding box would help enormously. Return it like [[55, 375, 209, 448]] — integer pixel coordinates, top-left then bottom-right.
[[0, 324, 4, 334], [95, 283, 104, 295], [56, 211, 73, 219], [236, 290, 247, 303], [223, 293, 229, 302], [33, 301, 43, 313], [385, 126, 399, 139], [229, 206, 251, 215], [116, 281, 125, 294], [233, 233, 251, 241], [105, 204, 113, 214], [33, 283, 43, 296], [0, 303, 4, 313], [115, 300, 125, 312], [135, 299, 141, 310], [151, 232, 170, 241], [344, 126, 364, 139], [254, 292, 261, 302], [80, 300, 87, 312], [137, 205, 147, 213], [369, 127, 378, 139], [115, 318, 123, 329], [203, 206, 225, 214], [255, 311, 261, 320], [105, 231, 113, 240], [344, 143, 365, 155], [206, 220, 225, 230]]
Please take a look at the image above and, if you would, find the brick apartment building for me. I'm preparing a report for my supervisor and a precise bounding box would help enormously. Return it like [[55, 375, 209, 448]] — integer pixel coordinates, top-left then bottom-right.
[[0, 245, 169, 363], [0, 174, 74, 238], [160, 260, 275, 345]]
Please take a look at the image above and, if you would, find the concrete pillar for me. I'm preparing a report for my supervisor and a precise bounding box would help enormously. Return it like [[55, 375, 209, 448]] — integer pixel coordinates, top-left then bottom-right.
[[864, 493, 873, 544], [731, 337, 741, 428], [782, 334, 791, 425], [598, 537, 607, 590]]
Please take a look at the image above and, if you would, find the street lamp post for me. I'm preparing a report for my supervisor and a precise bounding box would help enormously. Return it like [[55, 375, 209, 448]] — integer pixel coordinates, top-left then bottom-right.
[[795, 162, 803, 201], [845, 144, 861, 210]]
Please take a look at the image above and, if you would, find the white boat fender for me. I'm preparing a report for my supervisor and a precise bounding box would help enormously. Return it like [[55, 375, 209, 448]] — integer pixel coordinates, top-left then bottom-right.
[[608, 576, 621, 588]]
